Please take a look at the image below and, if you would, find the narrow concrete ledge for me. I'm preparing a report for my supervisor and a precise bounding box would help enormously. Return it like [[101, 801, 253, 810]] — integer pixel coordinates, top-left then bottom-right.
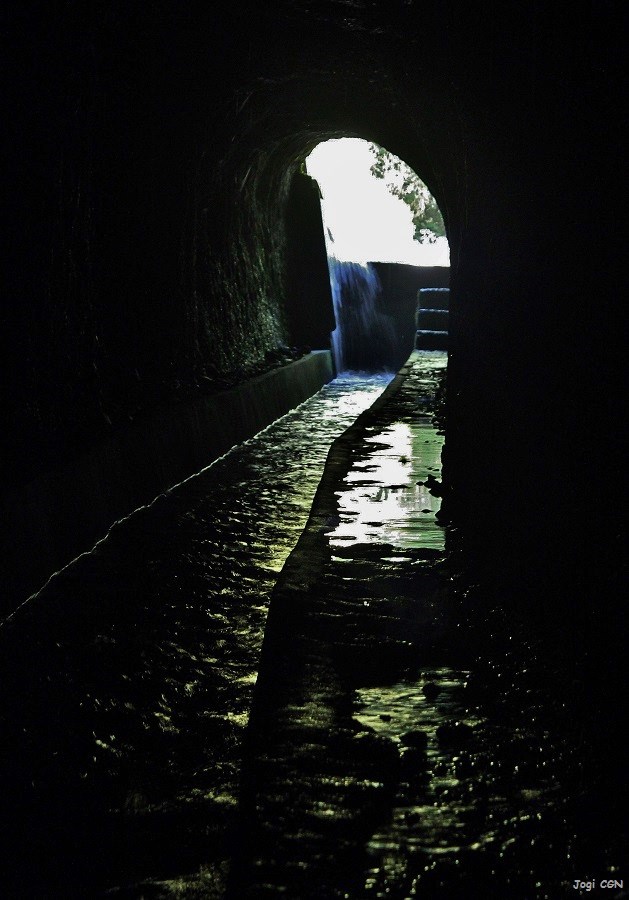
[[1, 350, 334, 619]]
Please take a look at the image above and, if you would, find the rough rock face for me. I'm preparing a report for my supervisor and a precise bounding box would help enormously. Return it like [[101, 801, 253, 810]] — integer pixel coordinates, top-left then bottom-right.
[[2, 3, 626, 618]]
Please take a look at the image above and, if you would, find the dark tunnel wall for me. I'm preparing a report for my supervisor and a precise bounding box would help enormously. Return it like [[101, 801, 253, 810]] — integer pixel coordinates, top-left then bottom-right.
[[284, 173, 336, 352], [1, 3, 626, 624]]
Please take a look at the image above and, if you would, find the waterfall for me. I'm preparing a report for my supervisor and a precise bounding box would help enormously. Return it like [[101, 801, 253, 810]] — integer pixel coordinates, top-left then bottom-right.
[[328, 258, 396, 373]]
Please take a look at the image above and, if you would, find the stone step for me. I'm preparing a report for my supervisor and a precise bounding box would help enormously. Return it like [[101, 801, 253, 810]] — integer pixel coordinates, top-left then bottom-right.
[[415, 309, 449, 330], [415, 329, 449, 350], [417, 287, 450, 310]]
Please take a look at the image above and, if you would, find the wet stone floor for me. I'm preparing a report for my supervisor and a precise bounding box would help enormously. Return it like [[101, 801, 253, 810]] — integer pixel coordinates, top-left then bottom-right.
[[2, 354, 627, 899], [0, 373, 392, 898], [228, 353, 627, 899]]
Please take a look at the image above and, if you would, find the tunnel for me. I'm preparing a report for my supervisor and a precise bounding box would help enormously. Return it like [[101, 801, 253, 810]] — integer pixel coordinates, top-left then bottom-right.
[[1, 3, 627, 897]]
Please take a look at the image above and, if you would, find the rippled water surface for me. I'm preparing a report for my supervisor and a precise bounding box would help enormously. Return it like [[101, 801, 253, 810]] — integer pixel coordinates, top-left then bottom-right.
[[0, 373, 392, 897], [2, 358, 626, 899], [229, 353, 627, 900]]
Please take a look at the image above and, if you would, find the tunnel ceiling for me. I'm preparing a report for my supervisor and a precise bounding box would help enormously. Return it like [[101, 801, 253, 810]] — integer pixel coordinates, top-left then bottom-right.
[[2, 1, 625, 601]]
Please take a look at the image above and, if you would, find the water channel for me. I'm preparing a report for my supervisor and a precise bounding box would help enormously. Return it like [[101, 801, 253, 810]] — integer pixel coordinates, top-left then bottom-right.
[[0, 372, 392, 897], [1, 356, 626, 898]]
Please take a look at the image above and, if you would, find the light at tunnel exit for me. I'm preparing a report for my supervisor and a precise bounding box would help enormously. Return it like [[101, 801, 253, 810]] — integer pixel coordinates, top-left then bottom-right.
[[305, 138, 450, 267]]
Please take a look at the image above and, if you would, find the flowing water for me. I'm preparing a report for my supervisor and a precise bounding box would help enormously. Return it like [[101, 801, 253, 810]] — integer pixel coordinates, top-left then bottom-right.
[[0, 372, 393, 897], [328, 259, 397, 372], [228, 353, 627, 900], [1, 357, 625, 898]]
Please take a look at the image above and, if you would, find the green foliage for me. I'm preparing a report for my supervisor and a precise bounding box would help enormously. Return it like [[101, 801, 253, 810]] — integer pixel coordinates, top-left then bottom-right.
[[369, 144, 445, 243]]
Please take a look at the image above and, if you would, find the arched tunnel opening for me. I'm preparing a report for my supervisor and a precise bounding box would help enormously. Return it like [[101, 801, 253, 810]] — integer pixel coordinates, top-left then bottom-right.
[[0, 4, 627, 898], [303, 137, 450, 373]]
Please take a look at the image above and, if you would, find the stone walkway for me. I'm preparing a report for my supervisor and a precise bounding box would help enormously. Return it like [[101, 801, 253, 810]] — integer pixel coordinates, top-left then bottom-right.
[[1, 353, 625, 898], [226, 352, 626, 899]]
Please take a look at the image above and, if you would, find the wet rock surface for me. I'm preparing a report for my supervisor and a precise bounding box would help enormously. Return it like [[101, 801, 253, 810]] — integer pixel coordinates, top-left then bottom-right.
[[229, 353, 628, 899], [1, 354, 627, 898], [0, 374, 391, 898]]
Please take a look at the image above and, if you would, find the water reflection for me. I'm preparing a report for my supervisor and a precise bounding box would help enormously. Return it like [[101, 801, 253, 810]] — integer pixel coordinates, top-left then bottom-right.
[[0, 371, 393, 897], [233, 352, 624, 899], [329, 421, 444, 551]]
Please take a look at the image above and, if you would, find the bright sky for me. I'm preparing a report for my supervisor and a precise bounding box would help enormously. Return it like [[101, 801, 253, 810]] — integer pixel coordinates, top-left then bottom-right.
[[305, 138, 449, 267]]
